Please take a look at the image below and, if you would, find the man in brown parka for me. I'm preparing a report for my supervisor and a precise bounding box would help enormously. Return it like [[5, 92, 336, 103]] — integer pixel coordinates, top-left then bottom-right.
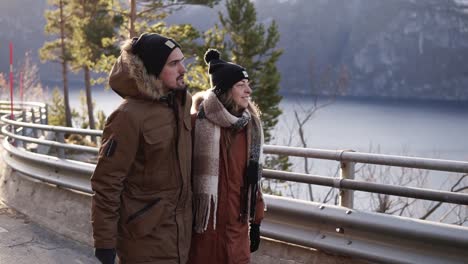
[[91, 33, 192, 264]]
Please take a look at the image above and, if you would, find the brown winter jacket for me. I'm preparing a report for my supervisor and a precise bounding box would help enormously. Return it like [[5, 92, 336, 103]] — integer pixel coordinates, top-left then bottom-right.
[[91, 40, 192, 264]]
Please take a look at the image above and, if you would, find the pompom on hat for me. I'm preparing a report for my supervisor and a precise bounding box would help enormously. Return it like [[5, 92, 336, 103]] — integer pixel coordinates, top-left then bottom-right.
[[130, 33, 181, 77], [204, 49, 249, 96]]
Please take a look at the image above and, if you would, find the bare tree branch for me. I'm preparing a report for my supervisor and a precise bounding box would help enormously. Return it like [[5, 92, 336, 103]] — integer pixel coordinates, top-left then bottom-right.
[[419, 174, 467, 220]]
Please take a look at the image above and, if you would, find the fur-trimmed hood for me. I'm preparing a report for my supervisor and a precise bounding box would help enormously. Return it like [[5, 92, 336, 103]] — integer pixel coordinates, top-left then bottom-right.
[[108, 39, 166, 100]]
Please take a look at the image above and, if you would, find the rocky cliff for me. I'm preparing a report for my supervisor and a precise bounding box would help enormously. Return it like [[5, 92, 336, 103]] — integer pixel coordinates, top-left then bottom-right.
[[1, 0, 468, 100], [256, 0, 468, 100]]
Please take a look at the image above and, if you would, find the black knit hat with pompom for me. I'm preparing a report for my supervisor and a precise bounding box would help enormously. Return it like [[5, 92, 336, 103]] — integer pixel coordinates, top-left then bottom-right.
[[204, 49, 249, 96]]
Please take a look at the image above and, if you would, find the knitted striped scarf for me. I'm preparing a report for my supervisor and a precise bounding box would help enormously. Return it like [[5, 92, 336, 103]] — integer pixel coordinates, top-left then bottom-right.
[[193, 90, 264, 233]]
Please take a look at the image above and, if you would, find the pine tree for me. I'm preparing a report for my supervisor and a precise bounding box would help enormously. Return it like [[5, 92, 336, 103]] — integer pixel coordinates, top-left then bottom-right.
[[68, 0, 121, 130], [39, 0, 73, 127], [107, 0, 221, 93], [125, 0, 220, 38], [219, 0, 289, 171], [96, 110, 107, 130], [48, 88, 67, 126], [219, 0, 283, 144], [186, 24, 227, 92]]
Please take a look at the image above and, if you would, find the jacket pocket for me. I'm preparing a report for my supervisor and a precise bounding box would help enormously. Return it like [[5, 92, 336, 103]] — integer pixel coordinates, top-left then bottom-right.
[[142, 124, 177, 189], [125, 198, 166, 238]]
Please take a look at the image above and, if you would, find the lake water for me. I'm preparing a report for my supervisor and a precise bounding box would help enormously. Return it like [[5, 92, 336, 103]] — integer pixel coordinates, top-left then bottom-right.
[[274, 95, 468, 160], [266, 95, 468, 225], [68, 88, 468, 224], [70, 89, 468, 161]]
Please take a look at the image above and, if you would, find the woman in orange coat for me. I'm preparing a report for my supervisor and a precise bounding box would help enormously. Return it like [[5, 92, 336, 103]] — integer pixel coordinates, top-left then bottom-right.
[[188, 49, 266, 264]]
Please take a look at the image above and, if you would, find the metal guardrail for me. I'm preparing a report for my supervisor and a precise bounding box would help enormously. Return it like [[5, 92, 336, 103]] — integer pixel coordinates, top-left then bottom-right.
[[1, 101, 468, 264], [0, 100, 48, 125], [2, 140, 94, 194], [262, 195, 468, 264], [264, 145, 468, 173], [263, 169, 468, 205]]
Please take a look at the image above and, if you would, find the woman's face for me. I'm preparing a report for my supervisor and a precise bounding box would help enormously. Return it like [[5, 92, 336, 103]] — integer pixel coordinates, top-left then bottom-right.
[[230, 79, 252, 109]]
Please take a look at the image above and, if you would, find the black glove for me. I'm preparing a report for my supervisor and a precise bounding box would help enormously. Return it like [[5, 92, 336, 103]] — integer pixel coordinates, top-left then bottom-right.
[[249, 223, 261, 253], [95, 248, 116, 264]]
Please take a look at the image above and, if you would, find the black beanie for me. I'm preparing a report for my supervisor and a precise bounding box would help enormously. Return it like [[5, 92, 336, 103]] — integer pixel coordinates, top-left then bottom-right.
[[204, 49, 249, 96], [131, 33, 181, 77]]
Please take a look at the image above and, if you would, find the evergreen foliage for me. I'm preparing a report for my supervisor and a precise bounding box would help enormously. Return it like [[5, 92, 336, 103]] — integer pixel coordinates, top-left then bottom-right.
[[96, 110, 107, 130], [185, 24, 227, 92], [219, 0, 289, 171], [39, 0, 73, 127], [105, 1, 220, 94], [48, 88, 66, 126], [67, 0, 121, 129], [39, 1, 288, 171], [219, 0, 283, 144]]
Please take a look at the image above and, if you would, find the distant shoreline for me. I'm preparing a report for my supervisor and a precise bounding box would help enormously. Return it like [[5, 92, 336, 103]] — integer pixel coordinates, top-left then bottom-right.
[[38, 80, 468, 104], [279, 91, 468, 104]]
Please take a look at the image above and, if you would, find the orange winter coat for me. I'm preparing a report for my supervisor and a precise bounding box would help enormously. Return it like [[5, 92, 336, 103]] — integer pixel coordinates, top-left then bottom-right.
[[188, 115, 265, 264]]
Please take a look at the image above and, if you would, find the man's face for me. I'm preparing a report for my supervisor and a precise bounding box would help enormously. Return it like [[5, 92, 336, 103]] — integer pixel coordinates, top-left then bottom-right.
[[159, 48, 186, 91]]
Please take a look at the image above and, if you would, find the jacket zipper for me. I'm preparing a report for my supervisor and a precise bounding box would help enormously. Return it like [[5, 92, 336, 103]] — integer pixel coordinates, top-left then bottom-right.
[[126, 197, 161, 224], [173, 100, 184, 263]]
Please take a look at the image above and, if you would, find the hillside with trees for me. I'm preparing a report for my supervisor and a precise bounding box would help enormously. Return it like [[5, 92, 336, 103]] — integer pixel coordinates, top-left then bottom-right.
[[1, 0, 468, 100]]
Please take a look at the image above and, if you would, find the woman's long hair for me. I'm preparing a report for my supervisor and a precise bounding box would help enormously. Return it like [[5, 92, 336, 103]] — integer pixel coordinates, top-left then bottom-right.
[[217, 91, 261, 150]]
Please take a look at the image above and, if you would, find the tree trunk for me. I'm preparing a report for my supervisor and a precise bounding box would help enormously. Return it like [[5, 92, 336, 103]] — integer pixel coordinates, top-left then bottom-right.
[[59, 0, 72, 127], [84, 65, 96, 142], [84, 66, 95, 130], [129, 0, 137, 38]]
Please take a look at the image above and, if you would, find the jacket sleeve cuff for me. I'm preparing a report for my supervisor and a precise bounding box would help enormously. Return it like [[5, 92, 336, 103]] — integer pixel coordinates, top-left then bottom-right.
[[94, 239, 117, 249]]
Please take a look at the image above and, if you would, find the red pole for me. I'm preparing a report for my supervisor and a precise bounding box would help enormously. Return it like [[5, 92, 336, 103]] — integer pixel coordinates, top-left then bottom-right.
[[9, 41, 14, 120]]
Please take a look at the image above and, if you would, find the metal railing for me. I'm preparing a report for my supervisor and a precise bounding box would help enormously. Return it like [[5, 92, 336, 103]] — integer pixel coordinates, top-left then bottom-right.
[[1, 101, 468, 264]]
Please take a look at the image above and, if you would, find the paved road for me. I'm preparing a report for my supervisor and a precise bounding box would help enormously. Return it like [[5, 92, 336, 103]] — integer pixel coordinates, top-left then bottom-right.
[[0, 201, 98, 264]]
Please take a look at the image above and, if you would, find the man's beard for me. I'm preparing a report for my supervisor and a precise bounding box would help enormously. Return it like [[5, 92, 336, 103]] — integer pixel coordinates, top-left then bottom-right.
[[161, 76, 185, 91], [174, 75, 186, 90]]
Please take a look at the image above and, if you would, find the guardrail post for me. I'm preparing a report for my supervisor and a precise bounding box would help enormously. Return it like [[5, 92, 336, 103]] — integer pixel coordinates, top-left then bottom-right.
[[21, 111, 26, 136], [8, 118, 16, 147], [339, 160, 355, 208], [31, 107, 36, 124], [56, 132, 66, 158], [15, 111, 27, 148], [30, 108, 38, 138], [41, 105, 48, 125]]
